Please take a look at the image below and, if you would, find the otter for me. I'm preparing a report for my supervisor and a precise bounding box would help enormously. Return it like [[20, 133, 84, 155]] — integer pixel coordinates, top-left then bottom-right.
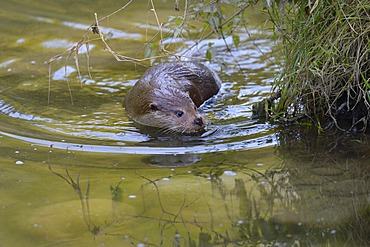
[[125, 62, 221, 133]]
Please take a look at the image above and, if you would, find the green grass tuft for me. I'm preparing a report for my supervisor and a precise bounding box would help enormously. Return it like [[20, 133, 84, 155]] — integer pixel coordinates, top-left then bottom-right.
[[270, 0, 370, 132]]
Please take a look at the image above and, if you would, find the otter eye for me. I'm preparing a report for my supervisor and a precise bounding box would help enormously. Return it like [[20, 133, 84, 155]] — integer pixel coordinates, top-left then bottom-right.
[[149, 103, 158, 111], [175, 110, 184, 117]]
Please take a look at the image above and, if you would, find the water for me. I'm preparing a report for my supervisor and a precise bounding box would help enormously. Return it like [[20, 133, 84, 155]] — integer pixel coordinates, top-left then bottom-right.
[[0, 0, 369, 246]]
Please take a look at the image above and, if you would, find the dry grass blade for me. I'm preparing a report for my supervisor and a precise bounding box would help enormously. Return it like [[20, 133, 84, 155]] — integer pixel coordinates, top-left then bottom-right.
[[47, 0, 261, 104]]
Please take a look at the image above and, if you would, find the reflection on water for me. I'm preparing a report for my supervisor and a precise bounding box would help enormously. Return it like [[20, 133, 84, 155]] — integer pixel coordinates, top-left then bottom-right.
[[43, 161, 302, 246], [41, 151, 367, 247], [0, 0, 369, 246], [276, 126, 369, 245]]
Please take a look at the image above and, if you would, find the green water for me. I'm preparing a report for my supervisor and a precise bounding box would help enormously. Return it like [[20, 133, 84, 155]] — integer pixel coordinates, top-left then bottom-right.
[[0, 0, 369, 246]]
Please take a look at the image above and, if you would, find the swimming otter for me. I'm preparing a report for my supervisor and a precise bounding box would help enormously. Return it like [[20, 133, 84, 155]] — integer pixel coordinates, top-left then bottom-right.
[[125, 62, 221, 133]]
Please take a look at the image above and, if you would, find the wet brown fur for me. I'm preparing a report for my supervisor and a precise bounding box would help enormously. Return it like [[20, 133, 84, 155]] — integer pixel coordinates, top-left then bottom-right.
[[125, 62, 221, 133]]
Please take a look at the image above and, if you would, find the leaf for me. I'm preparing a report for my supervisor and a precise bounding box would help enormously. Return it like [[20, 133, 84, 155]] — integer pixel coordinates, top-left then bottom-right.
[[206, 49, 212, 60], [232, 34, 240, 48], [208, 16, 220, 33], [174, 27, 182, 38], [144, 44, 152, 58]]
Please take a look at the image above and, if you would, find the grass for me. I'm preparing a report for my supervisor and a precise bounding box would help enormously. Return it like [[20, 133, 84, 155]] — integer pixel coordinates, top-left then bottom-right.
[[269, 0, 370, 132]]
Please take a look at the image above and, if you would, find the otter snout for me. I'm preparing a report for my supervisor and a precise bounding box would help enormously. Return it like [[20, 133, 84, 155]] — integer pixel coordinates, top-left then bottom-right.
[[193, 117, 204, 127]]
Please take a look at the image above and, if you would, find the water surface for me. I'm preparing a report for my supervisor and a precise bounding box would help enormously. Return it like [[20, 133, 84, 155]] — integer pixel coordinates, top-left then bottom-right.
[[0, 0, 368, 246]]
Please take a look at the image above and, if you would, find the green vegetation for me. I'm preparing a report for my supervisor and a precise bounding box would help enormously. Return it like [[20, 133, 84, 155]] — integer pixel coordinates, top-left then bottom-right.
[[269, 0, 370, 132]]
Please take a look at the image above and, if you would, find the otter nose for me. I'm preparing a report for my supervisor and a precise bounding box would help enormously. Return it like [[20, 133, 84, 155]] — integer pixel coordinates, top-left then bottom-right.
[[193, 118, 204, 126]]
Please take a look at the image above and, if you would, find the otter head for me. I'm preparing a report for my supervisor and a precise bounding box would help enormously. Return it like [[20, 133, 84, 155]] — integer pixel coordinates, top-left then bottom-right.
[[138, 86, 206, 133]]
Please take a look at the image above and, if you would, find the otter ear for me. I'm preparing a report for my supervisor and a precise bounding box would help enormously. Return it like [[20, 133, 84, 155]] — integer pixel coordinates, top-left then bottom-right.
[[149, 103, 158, 111]]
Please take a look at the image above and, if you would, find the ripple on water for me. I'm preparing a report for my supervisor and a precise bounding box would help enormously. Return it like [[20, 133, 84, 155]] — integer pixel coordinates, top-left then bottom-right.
[[0, 129, 276, 155], [61, 21, 143, 40], [0, 30, 278, 155], [42, 39, 95, 54], [0, 59, 17, 68]]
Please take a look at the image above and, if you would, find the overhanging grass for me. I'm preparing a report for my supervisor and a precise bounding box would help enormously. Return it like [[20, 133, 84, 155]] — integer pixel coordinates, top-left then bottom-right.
[[270, 0, 370, 131]]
